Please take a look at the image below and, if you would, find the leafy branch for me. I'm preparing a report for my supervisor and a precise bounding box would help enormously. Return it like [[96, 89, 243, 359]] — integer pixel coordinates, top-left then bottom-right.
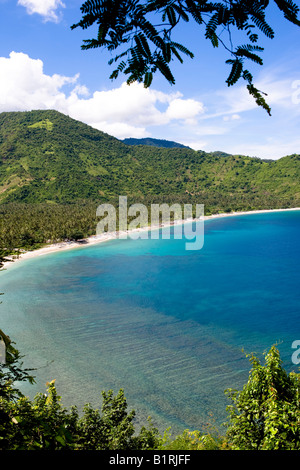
[[71, 0, 300, 113]]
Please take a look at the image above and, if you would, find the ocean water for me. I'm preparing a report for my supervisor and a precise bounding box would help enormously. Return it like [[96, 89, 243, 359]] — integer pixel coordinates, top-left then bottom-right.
[[1, 210, 299, 433]]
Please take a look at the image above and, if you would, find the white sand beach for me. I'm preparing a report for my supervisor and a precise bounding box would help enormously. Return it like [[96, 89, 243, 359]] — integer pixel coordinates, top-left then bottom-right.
[[1, 207, 300, 270]]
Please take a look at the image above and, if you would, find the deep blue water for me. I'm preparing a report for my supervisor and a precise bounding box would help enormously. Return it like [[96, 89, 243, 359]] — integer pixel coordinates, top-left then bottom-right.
[[1, 210, 299, 433]]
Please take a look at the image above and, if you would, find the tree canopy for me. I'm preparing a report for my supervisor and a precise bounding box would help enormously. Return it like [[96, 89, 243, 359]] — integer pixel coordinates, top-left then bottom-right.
[[225, 345, 300, 450], [71, 0, 300, 115]]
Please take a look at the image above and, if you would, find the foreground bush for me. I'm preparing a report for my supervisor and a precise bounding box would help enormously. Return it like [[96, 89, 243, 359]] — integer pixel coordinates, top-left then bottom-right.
[[158, 427, 229, 450], [225, 345, 300, 450]]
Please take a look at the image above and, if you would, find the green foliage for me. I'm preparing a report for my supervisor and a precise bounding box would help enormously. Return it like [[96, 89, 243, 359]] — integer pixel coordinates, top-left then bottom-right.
[[0, 201, 99, 259], [0, 381, 78, 450], [122, 137, 190, 149], [76, 389, 161, 450], [158, 426, 229, 450], [28, 119, 53, 131], [225, 345, 300, 450], [71, 0, 300, 113]]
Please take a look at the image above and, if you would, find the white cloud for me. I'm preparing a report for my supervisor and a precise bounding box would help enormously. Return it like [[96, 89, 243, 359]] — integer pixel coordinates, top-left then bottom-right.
[[18, 0, 65, 22], [182, 140, 208, 151], [0, 52, 205, 139], [65, 83, 178, 128], [0, 52, 77, 111], [1, 51, 299, 158], [223, 114, 240, 122], [223, 137, 300, 160], [165, 98, 204, 123], [92, 122, 149, 140]]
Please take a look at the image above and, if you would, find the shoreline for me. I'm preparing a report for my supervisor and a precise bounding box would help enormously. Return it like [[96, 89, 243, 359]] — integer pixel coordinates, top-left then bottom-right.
[[1, 207, 300, 270]]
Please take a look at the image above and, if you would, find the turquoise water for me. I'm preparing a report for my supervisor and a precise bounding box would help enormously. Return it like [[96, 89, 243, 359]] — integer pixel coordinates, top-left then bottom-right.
[[1, 210, 300, 433]]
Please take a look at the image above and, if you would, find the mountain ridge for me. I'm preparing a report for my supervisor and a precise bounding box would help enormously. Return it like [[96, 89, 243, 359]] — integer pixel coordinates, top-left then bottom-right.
[[0, 110, 299, 210], [122, 137, 191, 149]]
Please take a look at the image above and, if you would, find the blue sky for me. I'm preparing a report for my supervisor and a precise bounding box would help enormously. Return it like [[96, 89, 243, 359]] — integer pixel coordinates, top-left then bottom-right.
[[0, 0, 300, 159]]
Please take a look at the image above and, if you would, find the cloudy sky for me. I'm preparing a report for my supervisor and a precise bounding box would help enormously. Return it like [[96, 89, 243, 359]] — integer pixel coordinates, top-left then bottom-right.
[[0, 0, 300, 159]]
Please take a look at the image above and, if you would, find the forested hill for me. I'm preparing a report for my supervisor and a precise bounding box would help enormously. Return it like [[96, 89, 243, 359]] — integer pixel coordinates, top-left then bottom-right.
[[0, 109, 299, 211], [122, 137, 191, 149]]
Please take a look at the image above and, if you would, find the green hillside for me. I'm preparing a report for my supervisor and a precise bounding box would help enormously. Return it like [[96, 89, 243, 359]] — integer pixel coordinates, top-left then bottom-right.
[[0, 109, 299, 208], [0, 109, 299, 260], [0, 110, 128, 203], [122, 137, 191, 149]]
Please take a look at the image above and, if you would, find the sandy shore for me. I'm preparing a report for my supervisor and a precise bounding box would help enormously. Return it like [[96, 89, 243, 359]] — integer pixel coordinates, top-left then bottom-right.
[[1, 207, 300, 271]]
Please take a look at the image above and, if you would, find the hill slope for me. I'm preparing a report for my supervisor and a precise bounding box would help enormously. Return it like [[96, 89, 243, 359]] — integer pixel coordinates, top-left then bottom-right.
[[0, 110, 299, 210], [122, 137, 191, 149]]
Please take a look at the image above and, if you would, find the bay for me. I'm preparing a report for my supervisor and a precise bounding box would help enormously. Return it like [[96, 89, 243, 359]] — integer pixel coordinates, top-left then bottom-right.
[[1, 210, 299, 433]]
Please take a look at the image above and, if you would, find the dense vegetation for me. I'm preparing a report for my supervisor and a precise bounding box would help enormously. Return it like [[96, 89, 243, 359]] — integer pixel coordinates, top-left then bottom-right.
[[123, 137, 191, 148], [0, 109, 299, 266], [0, 110, 299, 207], [0, 333, 299, 450]]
